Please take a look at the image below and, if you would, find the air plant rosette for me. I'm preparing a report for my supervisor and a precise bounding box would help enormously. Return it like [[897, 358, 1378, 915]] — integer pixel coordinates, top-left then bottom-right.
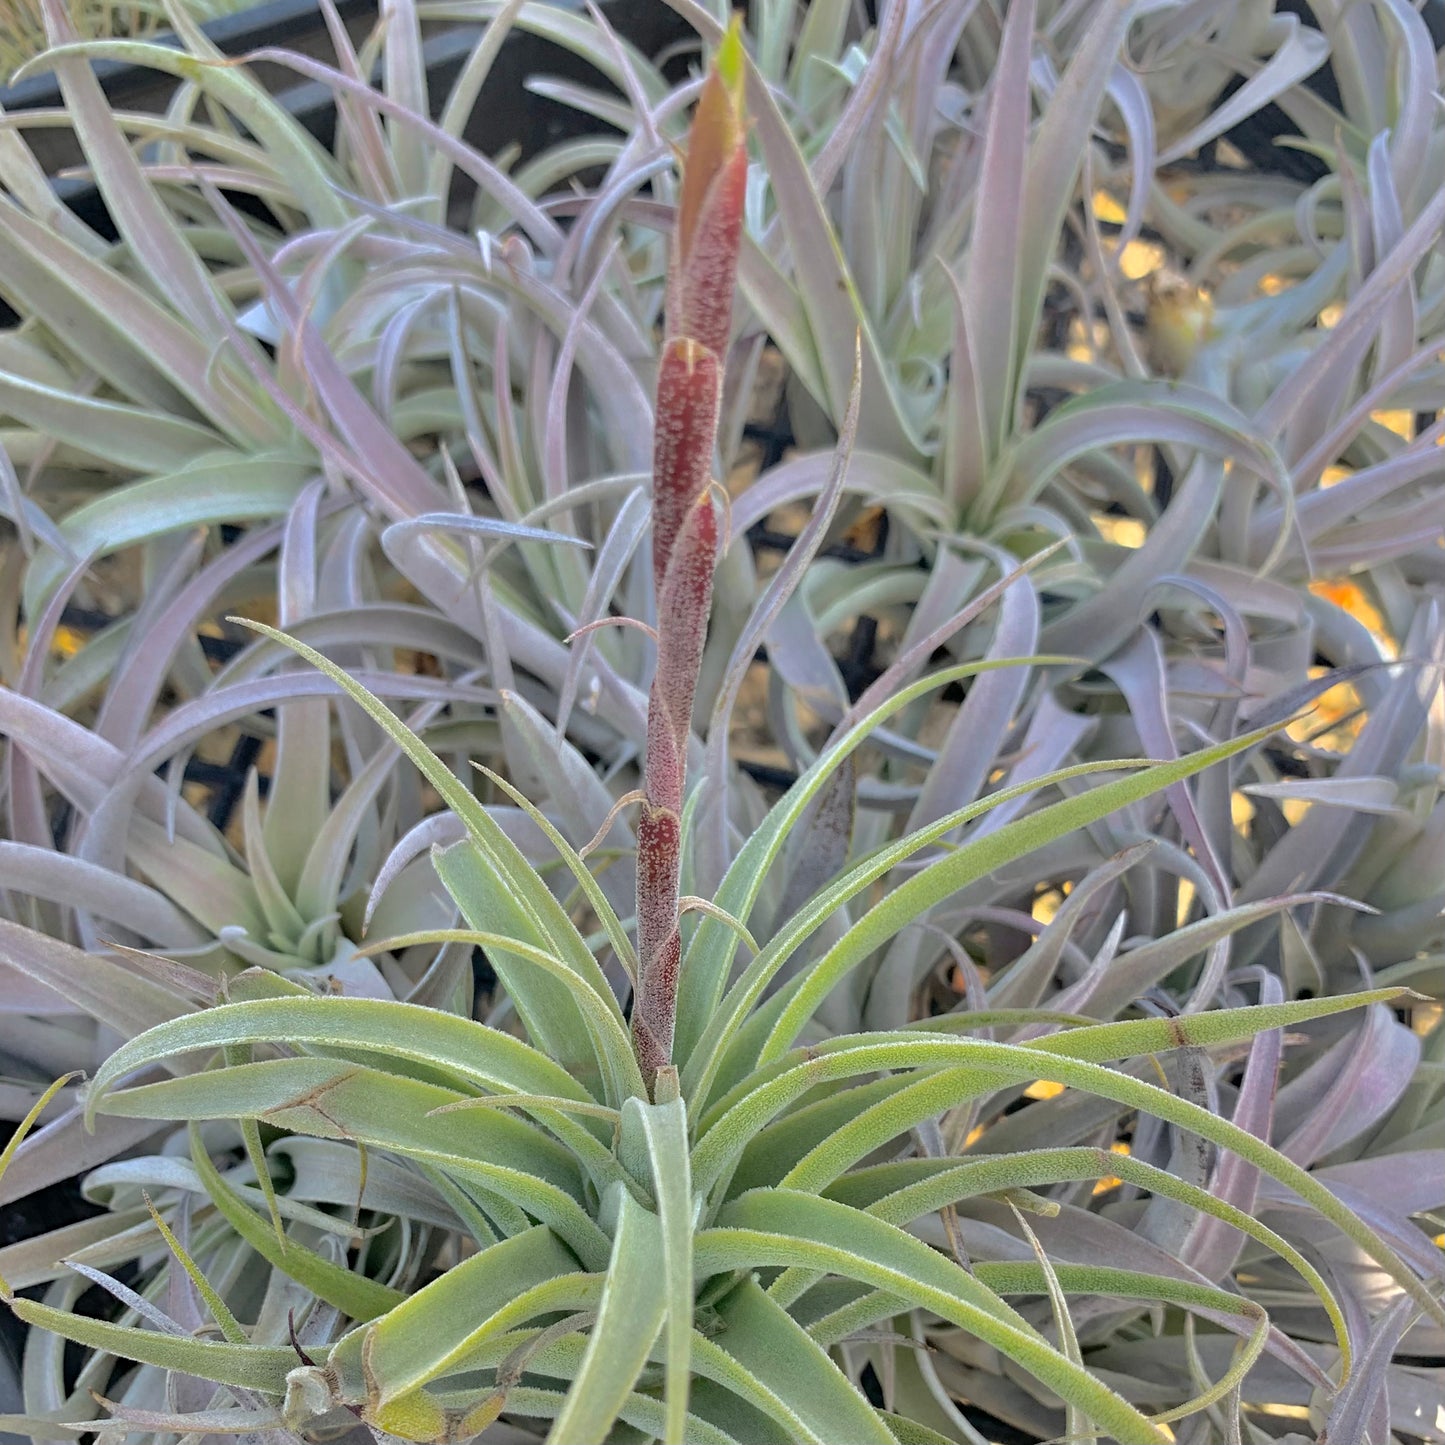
[[1, 18, 1442, 1445]]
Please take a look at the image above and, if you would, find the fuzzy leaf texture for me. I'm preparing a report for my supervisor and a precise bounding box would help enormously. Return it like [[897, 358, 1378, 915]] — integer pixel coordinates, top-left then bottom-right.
[[635, 19, 745, 1080]]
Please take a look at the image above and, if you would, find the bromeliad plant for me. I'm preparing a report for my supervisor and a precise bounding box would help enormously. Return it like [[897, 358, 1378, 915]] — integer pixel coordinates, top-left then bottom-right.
[[3, 27, 1443, 1445]]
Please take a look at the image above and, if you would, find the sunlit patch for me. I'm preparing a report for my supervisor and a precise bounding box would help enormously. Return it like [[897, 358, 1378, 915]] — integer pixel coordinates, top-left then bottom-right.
[[1258, 274, 1291, 296], [1415, 1004, 1443, 1039], [1176, 878, 1196, 928], [1371, 408, 1413, 440], [1320, 464, 1351, 487], [1092, 1141, 1131, 1195], [1119, 240, 1165, 280], [1092, 189, 1127, 225], [1024, 1080, 1065, 1100], [1231, 792, 1255, 834], [1094, 514, 1145, 548], [1065, 316, 1116, 363], [1286, 674, 1369, 753], [1032, 887, 1066, 926], [1308, 578, 1395, 657], [52, 626, 86, 658], [1318, 302, 1343, 327]]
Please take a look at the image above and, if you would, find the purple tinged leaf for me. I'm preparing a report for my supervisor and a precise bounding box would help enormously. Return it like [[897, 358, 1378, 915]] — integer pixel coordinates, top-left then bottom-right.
[[1364, 132, 1415, 384], [1005, 382, 1286, 523], [312, 0, 398, 203], [451, 256, 655, 474], [727, 447, 948, 537], [0, 1105, 165, 1207], [426, 0, 527, 212], [775, 753, 857, 935], [62, 1260, 187, 1336], [555, 487, 651, 738], [1379, 0, 1437, 214], [1321, 1295, 1415, 1445], [1279, 395, 1444, 551], [1101, 630, 1230, 907], [1314, 1152, 1445, 1216], [22, 456, 316, 624], [659, 0, 919, 459], [497, 689, 637, 920], [380, 0, 429, 199], [0, 681, 214, 858], [240, 46, 563, 255], [830, 545, 1066, 748], [906, 542, 1039, 832], [1014, 0, 1136, 401], [1053, 895, 1358, 1021], [1156, 13, 1330, 166], [365, 814, 466, 933], [29, 7, 268, 416], [0, 96, 104, 254], [0, 193, 269, 440], [199, 186, 443, 521], [382, 513, 596, 553], [765, 593, 849, 722], [8, 540, 99, 863], [1259, 173, 1445, 438], [807, 0, 906, 196], [1241, 603, 1442, 904], [384, 522, 652, 747], [1103, 64, 1155, 252], [735, 232, 831, 409], [1242, 777, 1403, 813], [89, 527, 226, 751], [0, 918, 191, 1033], [121, 673, 493, 796], [0, 844, 206, 946], [962, 0, 1033, 469], [697, 344, 861, 882], [0, 373, 222, 473], [1277, 1006, 1421, 1168], [372, 292, 438, 424], [972, 692, 1096, 839], [1183, 970, 1284, 1282], [942, 265, 988, 513]]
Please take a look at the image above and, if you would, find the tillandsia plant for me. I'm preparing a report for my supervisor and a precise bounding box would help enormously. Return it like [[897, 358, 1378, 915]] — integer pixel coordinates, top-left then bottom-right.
[[589, 0, 1445, 1043], [0, 0, 671, 1165], [2, 27, 1444, 1445], [0, 0, 242, 75]]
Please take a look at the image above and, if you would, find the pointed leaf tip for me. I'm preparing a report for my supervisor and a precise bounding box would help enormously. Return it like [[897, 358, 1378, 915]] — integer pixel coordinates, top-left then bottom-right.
[[717, 14, 746, 102], [675, 13, 748, 274]]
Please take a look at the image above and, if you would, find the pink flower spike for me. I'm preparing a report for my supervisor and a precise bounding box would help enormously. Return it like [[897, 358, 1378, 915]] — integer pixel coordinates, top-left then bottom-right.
[[666, 16, 747, 356], [631, 19, 745, 1091], [652, 337, 722, 591]]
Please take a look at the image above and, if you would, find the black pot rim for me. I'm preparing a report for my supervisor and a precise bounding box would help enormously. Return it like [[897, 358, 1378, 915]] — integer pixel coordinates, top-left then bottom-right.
[[0, 0, 376, 112]]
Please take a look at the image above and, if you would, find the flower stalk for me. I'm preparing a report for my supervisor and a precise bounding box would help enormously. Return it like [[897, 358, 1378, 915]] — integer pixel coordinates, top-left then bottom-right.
[[632, 20, 747, 1085]]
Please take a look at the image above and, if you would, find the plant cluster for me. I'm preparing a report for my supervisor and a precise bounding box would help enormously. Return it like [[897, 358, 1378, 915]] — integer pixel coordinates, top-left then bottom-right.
[[0, 0, 252, 75], [0, 1, 1441, 1442]]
